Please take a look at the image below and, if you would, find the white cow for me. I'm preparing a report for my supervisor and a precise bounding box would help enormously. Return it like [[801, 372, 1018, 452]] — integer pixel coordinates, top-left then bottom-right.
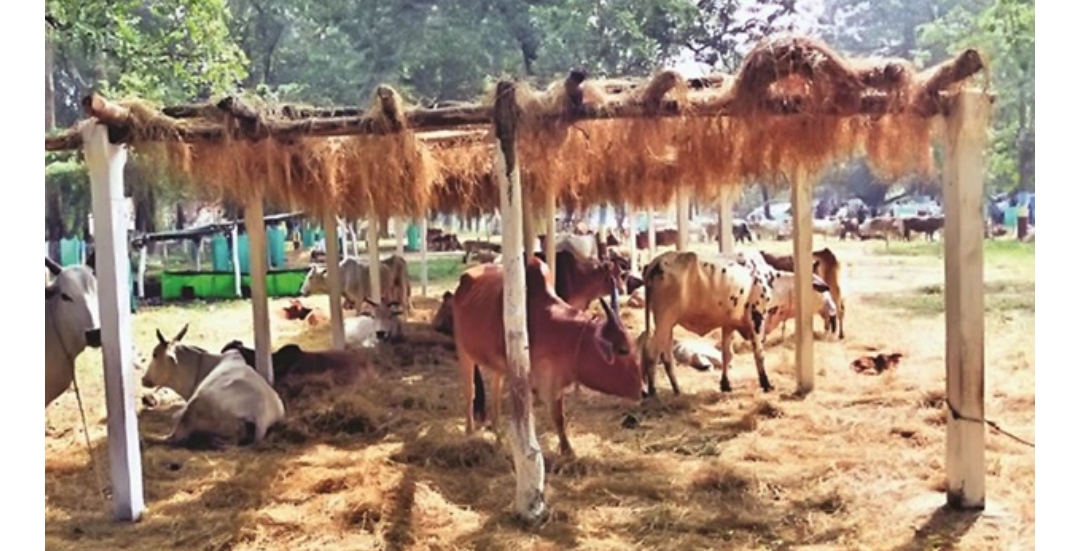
[[300, 257, 393, 312], [812, 217, 843, 240], [141, 325, 285, 448], [45, 257, 101, 408], [345, 298, 405, 348]]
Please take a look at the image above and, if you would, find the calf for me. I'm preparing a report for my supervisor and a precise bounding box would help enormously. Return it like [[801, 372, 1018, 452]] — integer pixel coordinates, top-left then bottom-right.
[[450, 257, 641, 457], [641, 250, 831, 396], [758, 247, 846, 339], [143, 325, 285, 449]]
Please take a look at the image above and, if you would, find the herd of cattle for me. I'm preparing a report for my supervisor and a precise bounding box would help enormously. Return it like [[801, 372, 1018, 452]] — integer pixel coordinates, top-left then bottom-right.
[[45, 220, 854, 455]]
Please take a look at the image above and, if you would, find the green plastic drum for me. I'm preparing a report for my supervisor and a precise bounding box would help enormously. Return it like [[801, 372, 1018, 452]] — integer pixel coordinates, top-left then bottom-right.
[[211, 232, 232, 271], [406, 222, 421, 252]]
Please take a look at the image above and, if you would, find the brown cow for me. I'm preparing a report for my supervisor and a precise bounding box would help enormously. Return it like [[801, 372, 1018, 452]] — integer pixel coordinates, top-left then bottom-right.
[[449, 257, 642, 457], [902, 215, 945, 241], [641, 250, 833, 397], [758, 247, 846, 339], [635, 228, 679, 250]]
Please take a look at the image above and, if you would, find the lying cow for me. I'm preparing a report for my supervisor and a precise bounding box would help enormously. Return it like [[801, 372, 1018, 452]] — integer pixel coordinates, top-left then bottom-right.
[[300, 256, 398, 313], [450, 257, 642, 457], [222, 340, 373, 383], [45, 257, 102, 408], [142, 325, 285, 448], [640, 250, 832, 397]]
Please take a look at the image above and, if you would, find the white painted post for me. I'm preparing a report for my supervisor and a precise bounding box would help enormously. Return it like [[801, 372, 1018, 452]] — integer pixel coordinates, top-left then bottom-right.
[[493, 81, 546, 522], [676, 187, 690, 251], [419, 216, 429, 298], [231, 223, 242, 298], [944, 89, 992, 510], [627, 204, 638, 274], [718, 186, 735, 253], [323, 211, 345, 350], [245, 201, 273, 384], [136, 244, 147, 298], [544, 193, 557, 288], [81, 121, 144, 521], [522, 196, 537, 256], [367, 218, 382, 301], [395, 217, 405, 256], [194, 238, 202, 271], [791, 167, 815, 394], [647, 209, 657, 258]]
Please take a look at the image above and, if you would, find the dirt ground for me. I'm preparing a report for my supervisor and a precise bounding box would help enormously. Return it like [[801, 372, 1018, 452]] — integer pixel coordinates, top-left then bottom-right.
[[44, 236, 1035, 551]]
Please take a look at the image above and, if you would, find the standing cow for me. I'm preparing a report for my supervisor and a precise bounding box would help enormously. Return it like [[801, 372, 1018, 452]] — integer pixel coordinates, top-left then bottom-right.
[[45, 257, 102, 408], [300, 256, 408, 314]]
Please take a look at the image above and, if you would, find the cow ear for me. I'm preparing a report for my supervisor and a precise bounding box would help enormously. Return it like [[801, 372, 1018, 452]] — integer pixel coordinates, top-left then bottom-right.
[[363, 298, 378, 308], [156, 329, 168, 346], [442, 291, 453, 300], [45, 285, 58, 300], [174, 323, 189, 342], [595, 337, 615, 364]]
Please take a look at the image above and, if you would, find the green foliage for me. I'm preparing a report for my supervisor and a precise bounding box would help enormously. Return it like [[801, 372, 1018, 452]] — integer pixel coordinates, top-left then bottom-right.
[[45, 159, 92, 237]]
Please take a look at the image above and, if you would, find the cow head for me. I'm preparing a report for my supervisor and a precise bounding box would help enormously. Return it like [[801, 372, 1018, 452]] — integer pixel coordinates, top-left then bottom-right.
[[576, 292, 642, 402], [362, 298, 404, 343], [45, 257, 101, 354], [299, 265, 329, 297], [431, 291, 454, 336], [143, 324, 189, 389]]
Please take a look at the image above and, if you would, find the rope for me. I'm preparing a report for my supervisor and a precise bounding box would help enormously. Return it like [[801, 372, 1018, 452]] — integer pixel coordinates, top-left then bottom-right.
[[71, 372, 111, 505], [947, 399, 1035, 448]]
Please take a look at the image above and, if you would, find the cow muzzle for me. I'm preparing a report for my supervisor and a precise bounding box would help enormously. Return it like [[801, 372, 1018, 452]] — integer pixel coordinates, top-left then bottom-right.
[[141, 375, 155, 389], [375, 330, 388, 341], [85, 329, 102, 348]]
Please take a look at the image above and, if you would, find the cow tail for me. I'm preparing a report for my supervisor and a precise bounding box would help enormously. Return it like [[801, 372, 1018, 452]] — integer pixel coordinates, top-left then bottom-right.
[[472, 365, 486, 423]]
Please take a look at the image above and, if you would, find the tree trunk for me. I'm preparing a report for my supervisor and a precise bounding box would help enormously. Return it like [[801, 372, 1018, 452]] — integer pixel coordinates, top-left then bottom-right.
[[761, 184, 772, 219]]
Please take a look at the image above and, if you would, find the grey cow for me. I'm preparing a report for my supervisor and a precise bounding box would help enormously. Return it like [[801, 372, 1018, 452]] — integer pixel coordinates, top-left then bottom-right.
[[45, 257, 102, 408], [300, 257, 393, 313], [141, 324, 285, 449]]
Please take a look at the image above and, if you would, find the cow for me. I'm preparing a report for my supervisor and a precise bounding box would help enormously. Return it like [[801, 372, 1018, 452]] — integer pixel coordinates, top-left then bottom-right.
[[534, 249, 627, 311], [45, 257, 102, 408], [668, 337, 726, 371], [733, 220, 754, 244], [431, 291, 455, 337], [812, 217, 843, 240], [350, 298, 405, 345], [634, 228, 679, 250], [758, 248, 846, 339], [640, 250, 832, 397], [461, 241, 501, 263], [381, 255, 412, 316], [450, 257, 642, 457], [902, 215, 945, 241], [300, 257, 393, 313], [838, 218, 862, 240], [222, 340, 373, 383], [748, 218, 791, 241], [859, 217, 903, 242], [142, 325, 285, 449]]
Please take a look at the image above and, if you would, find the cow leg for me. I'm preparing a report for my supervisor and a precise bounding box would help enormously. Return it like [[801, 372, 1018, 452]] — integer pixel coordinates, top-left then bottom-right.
[[650, 315, 680, 396], [551, 393, 574, 457], [750, 328, 772, 393], [490, 371, 505, 441], [838, 301, 846, 340], [458, 353, 479, 435], [719, 329, 734, 392]]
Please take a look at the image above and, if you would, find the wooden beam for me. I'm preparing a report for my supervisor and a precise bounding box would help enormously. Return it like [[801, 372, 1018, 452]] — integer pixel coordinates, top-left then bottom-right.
[[791, 167, 815, 394], [493, 80, 546, 522], [323, 211, 345, 350], [367, 219, 382, 301], [81, 121, 144, 521], [943, 89, 992, 510], [245, 200, 273, 385], [718, 186, 735, 253], [676, 188, 690, 251]]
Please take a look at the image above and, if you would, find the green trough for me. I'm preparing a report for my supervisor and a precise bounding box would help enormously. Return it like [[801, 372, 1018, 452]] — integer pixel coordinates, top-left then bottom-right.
[[160, 268, 310, 301]]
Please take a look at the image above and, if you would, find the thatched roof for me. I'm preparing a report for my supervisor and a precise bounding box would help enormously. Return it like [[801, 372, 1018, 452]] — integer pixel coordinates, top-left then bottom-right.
[[44, 35, 988, 219]]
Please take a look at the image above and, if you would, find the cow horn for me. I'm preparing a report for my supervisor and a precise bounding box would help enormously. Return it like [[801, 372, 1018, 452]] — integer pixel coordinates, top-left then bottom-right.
[[609, 277, 620, 317], [156, 329, 167, 346], [599, 297, 616, 322], [45, 257, 62, 276], [174, 323, 189, 342]]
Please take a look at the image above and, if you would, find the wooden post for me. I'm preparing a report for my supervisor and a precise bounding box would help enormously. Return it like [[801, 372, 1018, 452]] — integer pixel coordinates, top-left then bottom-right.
[[419, 216, 429, 298], [647, 209, 657, 258], [718, 186, 735, 253], [81, 121, 144, 521], [367, 218, 382, 301], [627, 203, 638, 274], [791, 167, 815, 394], [395, 217, 405, 256], [544, 192, 557, 288], [944, 89, 992, 510], [231, 223, 242, 297], [245, 200, 273, 385], [676, 187, 690, 251], [493, 80, 546, 522], [136, 244, 147, 298], [323, 211, 346, 350]]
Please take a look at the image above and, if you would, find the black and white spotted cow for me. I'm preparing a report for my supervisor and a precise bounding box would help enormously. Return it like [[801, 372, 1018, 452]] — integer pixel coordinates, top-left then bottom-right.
[[640, 249, 832, 397]]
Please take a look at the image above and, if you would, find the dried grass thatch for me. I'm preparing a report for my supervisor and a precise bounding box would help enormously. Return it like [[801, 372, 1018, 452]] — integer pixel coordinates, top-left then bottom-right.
[[51, 34, 985, 217]]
